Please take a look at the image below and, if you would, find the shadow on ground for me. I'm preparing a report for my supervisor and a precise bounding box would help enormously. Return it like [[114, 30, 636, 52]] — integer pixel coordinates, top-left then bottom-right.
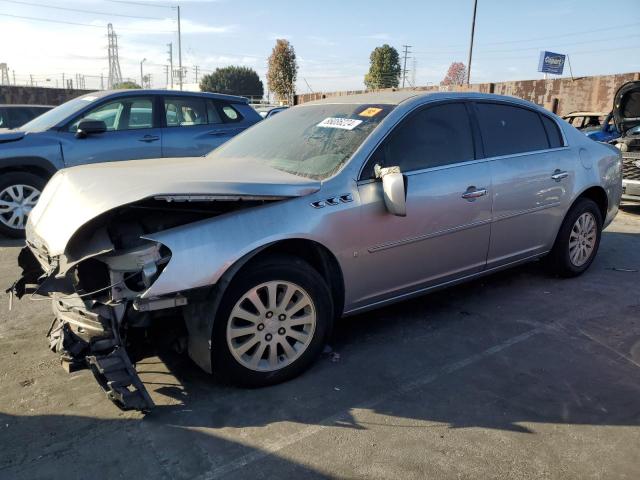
[[2, 229, 639, 479]]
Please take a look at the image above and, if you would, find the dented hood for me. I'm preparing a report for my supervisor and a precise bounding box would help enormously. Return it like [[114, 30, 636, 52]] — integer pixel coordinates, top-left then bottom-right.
[[27, 156, 321, 256]]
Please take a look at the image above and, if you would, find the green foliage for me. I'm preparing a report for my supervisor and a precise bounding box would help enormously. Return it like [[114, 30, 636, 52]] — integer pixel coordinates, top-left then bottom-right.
[[113, 81, 141, 89], [199, 66, 264, 98], [267, 39, 298, 104], [364, 44, 401, 89]]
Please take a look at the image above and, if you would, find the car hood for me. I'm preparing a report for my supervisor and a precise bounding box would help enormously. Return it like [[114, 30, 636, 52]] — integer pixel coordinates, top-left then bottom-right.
[[27, 155, 321, 256], [0, 129, 26, 143], [613, 81, 640, 135]]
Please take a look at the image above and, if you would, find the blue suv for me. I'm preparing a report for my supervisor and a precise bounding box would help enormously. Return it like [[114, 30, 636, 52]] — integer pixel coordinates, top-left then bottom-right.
[[0, 89, 261, 237]]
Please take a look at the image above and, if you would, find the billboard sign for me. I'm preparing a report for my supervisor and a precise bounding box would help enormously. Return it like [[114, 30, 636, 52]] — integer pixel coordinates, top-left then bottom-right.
[[538, 51, 566, 75]]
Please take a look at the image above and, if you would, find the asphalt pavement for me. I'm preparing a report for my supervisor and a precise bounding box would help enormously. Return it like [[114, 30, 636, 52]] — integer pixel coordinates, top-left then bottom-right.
[[1, 208, 639, 479]]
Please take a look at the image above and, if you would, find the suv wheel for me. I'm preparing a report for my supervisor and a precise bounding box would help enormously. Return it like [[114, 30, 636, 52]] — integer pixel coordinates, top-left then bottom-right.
[[211, 255, 333, 387], [0, 172, 46, 238], [546, 198, 603, 277]]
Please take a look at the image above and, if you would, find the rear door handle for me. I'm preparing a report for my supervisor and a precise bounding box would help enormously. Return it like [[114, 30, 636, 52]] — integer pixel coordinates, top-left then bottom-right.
[[138, 135, 160, 143], [551, 170, 568, 181], [461, 187, 488, 200], [208, 130, 227, 136]]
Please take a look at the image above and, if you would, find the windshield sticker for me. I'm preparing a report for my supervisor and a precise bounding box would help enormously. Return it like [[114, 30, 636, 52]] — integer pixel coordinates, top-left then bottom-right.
[[317, 117, 363, 130], [359, 107, 383, 117]]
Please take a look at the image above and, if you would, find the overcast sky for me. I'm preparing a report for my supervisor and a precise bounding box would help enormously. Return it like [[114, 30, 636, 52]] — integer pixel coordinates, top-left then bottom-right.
[[1, 0, 639, 93]]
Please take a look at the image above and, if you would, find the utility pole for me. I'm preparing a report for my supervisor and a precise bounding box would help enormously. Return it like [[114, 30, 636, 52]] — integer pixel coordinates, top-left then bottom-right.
[[466, 0, 478, 85], [194, 65, 199, 85], [401, 45, 412, 88], [140, 58, 146, 88], [167, 43, 173, 89], [30, 74, 33, 86], [176, 6, 183, 90]]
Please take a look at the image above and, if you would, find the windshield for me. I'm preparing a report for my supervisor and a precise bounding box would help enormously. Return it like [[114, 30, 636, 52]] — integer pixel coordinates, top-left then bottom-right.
[[206, 103, 394, 180], [20, 95, 101, 132]]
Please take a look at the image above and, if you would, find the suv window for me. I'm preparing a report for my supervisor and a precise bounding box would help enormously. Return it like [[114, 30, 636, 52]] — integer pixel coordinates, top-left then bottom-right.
[[541, 115, 563, 148], [69, 97, 154, 132], [206, 100, 223, 124], [218, 102, 243, 122], [10, 108, 35, 127], [165, 96, 207, 127], [362, 102, 474, 178], [476, 103, 549, 157]]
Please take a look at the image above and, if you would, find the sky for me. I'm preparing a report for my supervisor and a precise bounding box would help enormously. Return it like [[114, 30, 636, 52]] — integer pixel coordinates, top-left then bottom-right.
[[1, 0, 639, 95]]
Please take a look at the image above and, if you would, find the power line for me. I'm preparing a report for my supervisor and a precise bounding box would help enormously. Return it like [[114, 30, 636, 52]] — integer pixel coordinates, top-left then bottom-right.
[[0, 0, 165, 20], [0, 12, 174, 33], [106, 0, 174, 9]]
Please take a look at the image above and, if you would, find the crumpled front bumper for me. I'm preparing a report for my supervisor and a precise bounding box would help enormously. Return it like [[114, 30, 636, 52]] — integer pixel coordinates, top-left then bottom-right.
[[9, 246, 155, 412]]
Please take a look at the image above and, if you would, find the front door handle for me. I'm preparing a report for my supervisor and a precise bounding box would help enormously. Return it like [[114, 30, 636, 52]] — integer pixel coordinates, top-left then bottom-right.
[[138, 135, 160, 143], [551, 169, 569, 181], [461, 187, 488, 200]]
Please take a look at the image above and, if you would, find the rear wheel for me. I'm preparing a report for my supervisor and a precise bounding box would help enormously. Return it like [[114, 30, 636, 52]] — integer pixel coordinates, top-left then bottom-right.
[[0, 172, 46, 238], [546, 198, 602, 277], [211, 255, 333, 387]]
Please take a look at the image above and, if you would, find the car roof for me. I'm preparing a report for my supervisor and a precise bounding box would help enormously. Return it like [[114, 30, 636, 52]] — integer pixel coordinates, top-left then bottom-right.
[[0, 104, 53, 108], [563, 111, 607, 117], [302, 91, 549, 110], [76, 89, 250, 104]]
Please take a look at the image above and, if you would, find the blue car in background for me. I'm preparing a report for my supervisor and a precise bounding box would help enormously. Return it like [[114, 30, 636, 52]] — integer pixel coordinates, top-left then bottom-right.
[[584, 112, 621, 143], [0, 89, 261, 237]]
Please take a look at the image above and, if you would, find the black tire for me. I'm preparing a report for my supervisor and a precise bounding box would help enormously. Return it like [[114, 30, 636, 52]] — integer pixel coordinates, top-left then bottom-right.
[[211, 255, 333, 387], [0, 171, 47, 238], [546, 198, 603, 277]]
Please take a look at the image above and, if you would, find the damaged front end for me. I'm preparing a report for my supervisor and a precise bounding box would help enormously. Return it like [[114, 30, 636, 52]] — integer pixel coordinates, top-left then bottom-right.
[[10, 196, 262, 412], [12, 225, 174, 411]]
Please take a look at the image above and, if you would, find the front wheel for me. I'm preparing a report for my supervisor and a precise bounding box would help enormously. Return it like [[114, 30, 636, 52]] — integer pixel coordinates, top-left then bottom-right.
[[0, 172, 46, 238], [546, 198, 603, 277], [211, 255, 333, 387]]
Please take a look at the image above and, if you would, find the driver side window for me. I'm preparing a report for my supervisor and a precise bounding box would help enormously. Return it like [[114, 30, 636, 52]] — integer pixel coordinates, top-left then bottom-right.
[[360, 102, 475, 179], [69, 97, 154, 132]]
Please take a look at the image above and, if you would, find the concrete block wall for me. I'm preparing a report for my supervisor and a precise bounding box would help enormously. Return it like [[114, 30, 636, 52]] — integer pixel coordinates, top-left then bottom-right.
[[295, 72, 640, 116], [0, 86, 96, 106]]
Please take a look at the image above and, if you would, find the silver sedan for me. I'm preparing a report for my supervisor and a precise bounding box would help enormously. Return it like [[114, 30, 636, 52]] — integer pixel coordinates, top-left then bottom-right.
[[14, 91, 622, 411]]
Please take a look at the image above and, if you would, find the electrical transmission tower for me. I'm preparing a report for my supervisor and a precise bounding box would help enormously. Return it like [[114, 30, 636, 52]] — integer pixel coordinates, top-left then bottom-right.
[[107, 23, 123, 89], [401, 45, 412, 88], [0, 63, 10, 85]]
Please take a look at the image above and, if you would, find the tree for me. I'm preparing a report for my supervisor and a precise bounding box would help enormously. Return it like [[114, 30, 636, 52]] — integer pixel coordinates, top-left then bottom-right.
[[113, 81, 141, 89], [199, 66, 264, 98], [441, 62, 467, 86], [267, 39, 298, 104], [364, 44, 401, 90]]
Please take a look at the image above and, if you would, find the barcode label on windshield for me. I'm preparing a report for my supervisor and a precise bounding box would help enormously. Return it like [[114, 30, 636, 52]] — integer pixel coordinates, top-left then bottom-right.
[[317, 117, 363, 130]]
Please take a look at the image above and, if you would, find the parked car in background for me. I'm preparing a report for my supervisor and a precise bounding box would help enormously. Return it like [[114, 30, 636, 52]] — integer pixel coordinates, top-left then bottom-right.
[[612, 81, 640, 204], [264, 106, 288, 118], [584, 111, 621, 143], [562, 111, 607, 130], [13, 91, 621, 411], [0, 104, 52, 129], [0, 89, 261, 237]]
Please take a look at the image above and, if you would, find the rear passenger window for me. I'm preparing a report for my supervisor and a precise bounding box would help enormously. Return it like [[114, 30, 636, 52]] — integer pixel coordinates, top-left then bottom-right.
[[368, 102, 474, 176], [476, 103, 548, 157], [165, 97, 207, 127], [206, 101, 223, 124], [541, 115, 564, 148]]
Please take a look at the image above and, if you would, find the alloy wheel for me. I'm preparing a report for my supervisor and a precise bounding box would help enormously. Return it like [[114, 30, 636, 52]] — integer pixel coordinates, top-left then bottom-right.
[[569, 212, 597, 267], [226, 281, 317, 372], [0, 184, 40, 231]]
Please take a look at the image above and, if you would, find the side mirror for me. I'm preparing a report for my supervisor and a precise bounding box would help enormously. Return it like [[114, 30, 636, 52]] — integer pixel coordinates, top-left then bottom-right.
[[75, 119, 107, 138], [375, 164, 407, 217]]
